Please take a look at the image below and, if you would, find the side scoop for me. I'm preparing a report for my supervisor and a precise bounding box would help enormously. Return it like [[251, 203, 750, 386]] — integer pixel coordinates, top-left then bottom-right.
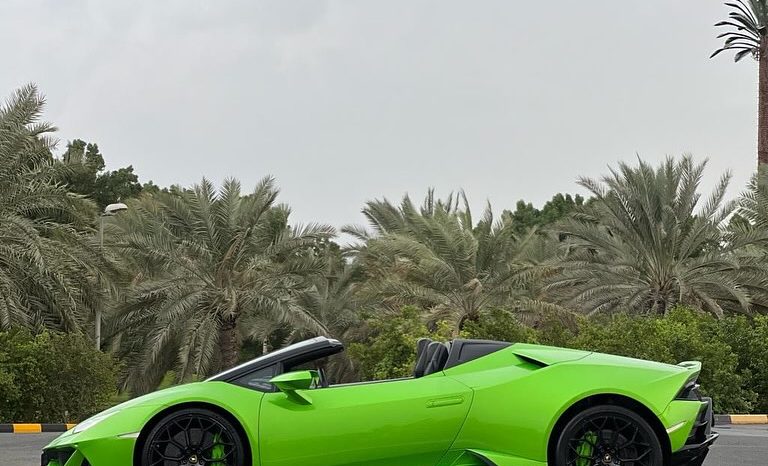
[[510, 344, 591, 367]]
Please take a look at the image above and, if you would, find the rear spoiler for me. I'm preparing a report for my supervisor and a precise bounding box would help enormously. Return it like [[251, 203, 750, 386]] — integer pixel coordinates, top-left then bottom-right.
[[676, 361, 703, 400], [678, 361, 702, 378]]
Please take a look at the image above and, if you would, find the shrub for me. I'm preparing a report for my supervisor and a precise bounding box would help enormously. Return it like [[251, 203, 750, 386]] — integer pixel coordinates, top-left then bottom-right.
[[0, 329, 118, 422], [462, 309, 539, 344], [750, 315, 768, 413], [348, 306, 453, 380], [533, 312, 582, 348], [0, 362, 20, 422], [714, 314, 768, 413]]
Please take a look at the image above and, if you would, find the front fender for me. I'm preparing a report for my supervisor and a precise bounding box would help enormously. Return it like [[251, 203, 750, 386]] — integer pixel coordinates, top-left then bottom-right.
[[44, 382, 263, 466]]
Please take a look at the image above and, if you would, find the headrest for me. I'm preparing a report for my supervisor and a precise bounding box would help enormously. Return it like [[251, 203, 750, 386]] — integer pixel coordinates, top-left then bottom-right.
[[413, 338, 433, 378], [423, 342, 450, 376]]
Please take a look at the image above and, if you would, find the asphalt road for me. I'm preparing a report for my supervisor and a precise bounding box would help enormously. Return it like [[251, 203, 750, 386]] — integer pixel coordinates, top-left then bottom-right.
[[3, 425, 767, 466]]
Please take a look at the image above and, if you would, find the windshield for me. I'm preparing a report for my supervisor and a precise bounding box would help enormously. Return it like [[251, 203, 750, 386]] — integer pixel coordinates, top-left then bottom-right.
[[205, 337, 328, 381]]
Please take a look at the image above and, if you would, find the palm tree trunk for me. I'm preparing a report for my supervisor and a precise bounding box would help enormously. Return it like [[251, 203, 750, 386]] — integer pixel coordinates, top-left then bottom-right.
[[219, 317, 240, 369], [759, 35, 768, 167], [456, 307, 479, 333]]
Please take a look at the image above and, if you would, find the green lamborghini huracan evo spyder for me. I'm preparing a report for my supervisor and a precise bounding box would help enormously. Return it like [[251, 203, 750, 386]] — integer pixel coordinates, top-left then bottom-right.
[[42, 337, 717, 466]]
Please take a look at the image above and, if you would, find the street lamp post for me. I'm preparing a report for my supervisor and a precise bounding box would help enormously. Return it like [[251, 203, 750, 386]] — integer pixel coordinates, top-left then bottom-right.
[[95, 202, 128, 350]]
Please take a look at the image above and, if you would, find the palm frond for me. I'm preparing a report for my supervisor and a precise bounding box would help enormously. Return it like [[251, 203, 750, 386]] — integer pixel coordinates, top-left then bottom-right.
[[712, 0, 764, 61]]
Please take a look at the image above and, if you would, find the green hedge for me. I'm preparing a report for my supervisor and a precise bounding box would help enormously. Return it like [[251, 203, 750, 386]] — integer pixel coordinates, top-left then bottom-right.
[[0, 329, 118, 423], [2, 308, 764, 420], [348, 306, 454, 381]]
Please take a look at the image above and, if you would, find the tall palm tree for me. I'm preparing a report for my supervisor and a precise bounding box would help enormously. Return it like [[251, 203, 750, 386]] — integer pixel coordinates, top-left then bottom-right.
[[294, 262, 362, 341], [548, 156, 768, 316], [712, 1, 768, 166], [345, 190, 558, 333], [107, 178, 334, 392], [282, 259, 364, 382], [240, 252, 361, 352], [0, 85, 113, 332]]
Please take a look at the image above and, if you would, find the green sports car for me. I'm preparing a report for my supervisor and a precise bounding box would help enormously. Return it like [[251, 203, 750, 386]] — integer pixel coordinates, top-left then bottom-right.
[[42, 337, 717, 466]]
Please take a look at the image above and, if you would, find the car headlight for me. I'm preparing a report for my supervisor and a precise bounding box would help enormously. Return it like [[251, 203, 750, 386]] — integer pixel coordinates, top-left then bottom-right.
[[72, 411, 119, 434]]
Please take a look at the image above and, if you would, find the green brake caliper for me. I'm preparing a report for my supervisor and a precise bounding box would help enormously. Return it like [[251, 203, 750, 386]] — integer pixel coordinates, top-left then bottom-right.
[[210, 433, 226, 466], [576, 431, 597, 466]]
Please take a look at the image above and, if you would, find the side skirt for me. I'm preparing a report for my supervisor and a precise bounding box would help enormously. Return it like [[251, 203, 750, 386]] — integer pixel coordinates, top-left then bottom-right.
[[441, 449, 548, 466]]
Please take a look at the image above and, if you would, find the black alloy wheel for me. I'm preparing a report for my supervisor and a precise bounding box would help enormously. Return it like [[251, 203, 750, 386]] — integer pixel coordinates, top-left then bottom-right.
[[140, 408, 245, 466], [554, 405, 664, 466]]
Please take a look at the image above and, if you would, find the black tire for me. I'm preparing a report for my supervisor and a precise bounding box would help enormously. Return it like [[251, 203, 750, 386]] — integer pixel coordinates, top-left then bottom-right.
[[140, 407, 246, 466], [554, 405, 664, 466]]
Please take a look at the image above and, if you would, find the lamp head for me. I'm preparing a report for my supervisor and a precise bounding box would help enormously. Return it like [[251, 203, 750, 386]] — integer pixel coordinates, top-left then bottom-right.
[[103, 203, 129, 215]]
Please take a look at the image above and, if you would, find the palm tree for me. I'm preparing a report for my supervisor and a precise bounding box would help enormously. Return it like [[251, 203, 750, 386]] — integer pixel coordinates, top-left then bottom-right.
[[345, 190, 558, 333], [294, 262, 361, 340], [280, 259, 364, 382], [712, 1, 768, 166], [107, 178, 335, 392], [240, 253, 362, 355], [548, 156, 768, 316], [0, 85, 113, 332]]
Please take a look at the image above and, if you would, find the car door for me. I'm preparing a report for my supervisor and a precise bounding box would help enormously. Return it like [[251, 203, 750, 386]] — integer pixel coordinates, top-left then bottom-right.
[[258, 374, 472, 466]]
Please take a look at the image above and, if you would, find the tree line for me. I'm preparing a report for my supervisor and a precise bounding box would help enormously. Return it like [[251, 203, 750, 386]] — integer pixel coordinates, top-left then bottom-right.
[[3, 85, 768, 419]]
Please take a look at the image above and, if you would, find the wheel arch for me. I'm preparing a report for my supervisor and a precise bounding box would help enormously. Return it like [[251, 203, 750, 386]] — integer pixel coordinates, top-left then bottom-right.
[[545, 393, 671, 466], [132, 401, 253, 466]]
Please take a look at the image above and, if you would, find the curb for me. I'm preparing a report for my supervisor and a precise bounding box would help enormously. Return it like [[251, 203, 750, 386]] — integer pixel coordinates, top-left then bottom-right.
[[0, 424, 75, 434], [715, 414, 768, 425]]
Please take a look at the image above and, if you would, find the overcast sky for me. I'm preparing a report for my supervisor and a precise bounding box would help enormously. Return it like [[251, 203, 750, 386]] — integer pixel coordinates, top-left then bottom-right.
[[0, 0, 758, 229]]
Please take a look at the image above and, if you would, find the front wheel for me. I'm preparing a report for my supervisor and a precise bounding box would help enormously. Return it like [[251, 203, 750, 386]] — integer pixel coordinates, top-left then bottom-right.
[[554, 405, 664, 466], [140, 408, 246, 466]]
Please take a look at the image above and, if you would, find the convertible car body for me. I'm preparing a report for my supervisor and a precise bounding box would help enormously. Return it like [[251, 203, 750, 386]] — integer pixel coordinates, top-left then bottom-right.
[[43, 337, 717, 466]]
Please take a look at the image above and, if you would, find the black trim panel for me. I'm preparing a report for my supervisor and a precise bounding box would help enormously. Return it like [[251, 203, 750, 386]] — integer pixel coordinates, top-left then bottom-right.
[[41, 448, 75, 466], [469, 451, 497, 466]]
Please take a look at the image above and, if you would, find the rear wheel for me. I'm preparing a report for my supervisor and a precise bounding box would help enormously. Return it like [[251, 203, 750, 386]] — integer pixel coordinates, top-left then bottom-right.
[[554, 405, 663, 466], [140, 408, 245, 466]]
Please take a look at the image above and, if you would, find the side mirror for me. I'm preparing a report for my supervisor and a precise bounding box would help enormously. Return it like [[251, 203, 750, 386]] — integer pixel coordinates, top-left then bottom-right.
[[269, 370, 318, 404]]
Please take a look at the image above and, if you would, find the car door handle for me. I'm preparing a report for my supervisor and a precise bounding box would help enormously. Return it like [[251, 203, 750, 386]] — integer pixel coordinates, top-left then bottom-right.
[[426, 396, 465, 408]]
